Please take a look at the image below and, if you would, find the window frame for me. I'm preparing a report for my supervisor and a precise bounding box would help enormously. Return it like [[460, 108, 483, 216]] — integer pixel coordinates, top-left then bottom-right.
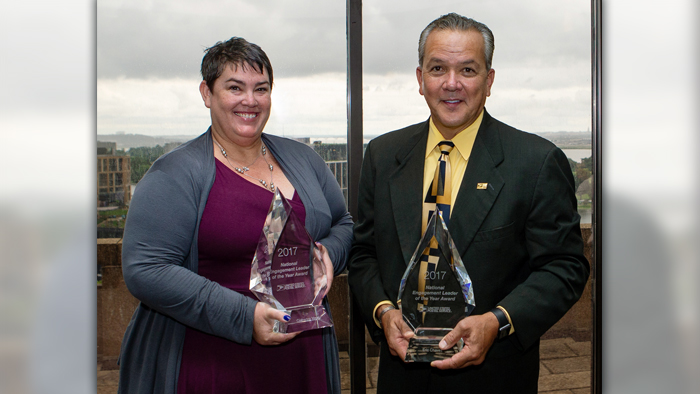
[[344, 1, 602, 393]]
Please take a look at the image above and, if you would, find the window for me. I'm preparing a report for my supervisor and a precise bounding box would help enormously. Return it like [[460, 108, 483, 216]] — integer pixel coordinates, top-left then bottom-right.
[[97, 2, 600, 392]]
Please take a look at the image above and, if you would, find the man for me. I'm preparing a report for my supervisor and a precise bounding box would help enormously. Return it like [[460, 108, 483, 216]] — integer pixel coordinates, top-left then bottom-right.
[[348, 13, 589, 393]]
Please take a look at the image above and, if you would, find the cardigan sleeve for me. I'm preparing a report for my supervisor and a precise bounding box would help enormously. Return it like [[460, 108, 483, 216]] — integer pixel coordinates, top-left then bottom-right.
[[346, 140, 393, 341], [122, 162, 257, 345], [311, 153, 354, 275], [265, 134, 353, 276]]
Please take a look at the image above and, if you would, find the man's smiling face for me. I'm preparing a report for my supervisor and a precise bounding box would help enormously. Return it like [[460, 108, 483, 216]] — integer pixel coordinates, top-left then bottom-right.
[[416, 28, 495, 139]]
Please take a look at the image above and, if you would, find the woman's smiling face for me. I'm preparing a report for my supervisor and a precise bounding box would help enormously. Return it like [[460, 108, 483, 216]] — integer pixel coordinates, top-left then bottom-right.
[[200, 63, 272, 145]]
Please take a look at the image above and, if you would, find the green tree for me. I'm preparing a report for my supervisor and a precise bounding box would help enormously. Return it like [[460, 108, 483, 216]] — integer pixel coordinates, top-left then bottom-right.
[[568, 156, 593, 192], [129, 145, 167, 184], [313, 143, 347, 161]]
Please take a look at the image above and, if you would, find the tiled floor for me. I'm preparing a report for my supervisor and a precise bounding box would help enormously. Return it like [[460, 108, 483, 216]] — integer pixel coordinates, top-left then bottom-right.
[[96, 366, 119, 394], [538, 338, 592, 393], [98, 338, 592, 394]]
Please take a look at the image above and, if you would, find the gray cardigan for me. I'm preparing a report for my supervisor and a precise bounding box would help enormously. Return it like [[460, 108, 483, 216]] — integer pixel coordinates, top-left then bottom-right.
[[118, 129, 353, 394]]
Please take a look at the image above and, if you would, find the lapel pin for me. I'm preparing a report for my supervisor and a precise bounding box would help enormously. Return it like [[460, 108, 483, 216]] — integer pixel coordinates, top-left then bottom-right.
[[476, 183, 488, 190]]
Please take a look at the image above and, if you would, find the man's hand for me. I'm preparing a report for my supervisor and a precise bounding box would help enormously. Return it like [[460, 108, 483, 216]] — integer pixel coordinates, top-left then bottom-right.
[[252, 302, 299, 346], [430, 312, 499, 369], [380, 308, 414, 360]]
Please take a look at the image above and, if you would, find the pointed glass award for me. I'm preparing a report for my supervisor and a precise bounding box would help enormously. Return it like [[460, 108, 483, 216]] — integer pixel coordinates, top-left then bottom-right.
[[250, 189, 333, 333], [397, 210, 476, 362]]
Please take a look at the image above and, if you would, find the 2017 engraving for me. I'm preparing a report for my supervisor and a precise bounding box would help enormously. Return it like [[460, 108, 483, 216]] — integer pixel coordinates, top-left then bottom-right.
[[277, 246, 298, 257], [424, 270, 446, 280]]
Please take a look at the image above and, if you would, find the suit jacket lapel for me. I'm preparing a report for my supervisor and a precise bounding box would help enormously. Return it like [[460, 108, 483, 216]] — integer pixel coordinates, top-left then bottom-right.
[[450, 110, 505, 255], [389, 121, 429, 266]]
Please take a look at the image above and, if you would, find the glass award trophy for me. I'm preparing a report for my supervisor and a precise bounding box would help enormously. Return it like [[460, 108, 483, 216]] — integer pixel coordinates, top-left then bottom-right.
[[250, 189, 333, 333], [397, 211, 476, 362]]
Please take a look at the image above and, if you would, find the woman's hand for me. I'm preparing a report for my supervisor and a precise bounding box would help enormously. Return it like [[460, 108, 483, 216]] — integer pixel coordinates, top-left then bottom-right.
[[252, 302, 299, 346], [315, 242, 334, 297]]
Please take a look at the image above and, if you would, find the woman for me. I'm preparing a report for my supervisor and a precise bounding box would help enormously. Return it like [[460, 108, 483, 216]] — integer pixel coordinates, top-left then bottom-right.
[[118, 37, 353, 394]]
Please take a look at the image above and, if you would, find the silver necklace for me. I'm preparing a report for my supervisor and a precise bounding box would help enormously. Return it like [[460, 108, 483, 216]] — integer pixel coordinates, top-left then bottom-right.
[[213, 138, 275, 192], [213, 138, 260, 173]]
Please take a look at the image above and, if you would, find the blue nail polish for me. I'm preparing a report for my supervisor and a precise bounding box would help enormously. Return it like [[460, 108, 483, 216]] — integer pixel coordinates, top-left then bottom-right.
[[283, 315, 291, 322]]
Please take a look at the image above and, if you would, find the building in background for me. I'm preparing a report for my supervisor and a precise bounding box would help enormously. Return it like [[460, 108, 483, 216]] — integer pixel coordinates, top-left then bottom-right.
[[97, 142, 131, 208]]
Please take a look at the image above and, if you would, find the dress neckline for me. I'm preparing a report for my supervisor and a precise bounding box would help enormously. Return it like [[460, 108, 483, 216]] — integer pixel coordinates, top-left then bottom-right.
[[214, 157, 297, 200]]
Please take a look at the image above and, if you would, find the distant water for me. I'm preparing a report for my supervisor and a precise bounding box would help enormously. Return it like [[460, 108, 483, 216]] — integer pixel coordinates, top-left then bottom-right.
[[554, 149, 593, 223], [562, 149, 591, 163]]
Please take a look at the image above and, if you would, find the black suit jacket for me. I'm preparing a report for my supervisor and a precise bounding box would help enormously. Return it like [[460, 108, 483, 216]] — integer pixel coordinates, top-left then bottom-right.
[[347, 110, 589, 392]]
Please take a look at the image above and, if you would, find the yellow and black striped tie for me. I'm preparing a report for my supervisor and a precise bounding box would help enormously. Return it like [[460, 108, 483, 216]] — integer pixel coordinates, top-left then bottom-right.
[[418, 141, 454, 319]]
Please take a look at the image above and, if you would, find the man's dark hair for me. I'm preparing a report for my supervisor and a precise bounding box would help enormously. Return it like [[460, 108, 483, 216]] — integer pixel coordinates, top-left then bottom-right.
[[200, 37, 273, 90], [418, 13, 495, 70]]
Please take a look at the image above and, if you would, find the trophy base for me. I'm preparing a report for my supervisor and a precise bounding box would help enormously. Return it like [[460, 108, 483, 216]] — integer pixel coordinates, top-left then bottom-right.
[[404, 328, 464, 363], [273, 304, 333, 333]]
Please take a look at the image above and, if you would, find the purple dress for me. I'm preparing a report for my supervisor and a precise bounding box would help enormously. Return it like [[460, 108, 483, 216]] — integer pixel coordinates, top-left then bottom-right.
[[177, 159, 327, 394]]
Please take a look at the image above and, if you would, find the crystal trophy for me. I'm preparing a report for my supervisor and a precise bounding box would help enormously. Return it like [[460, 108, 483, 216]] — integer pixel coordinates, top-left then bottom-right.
[[250, 189, 333, 333], [397, 211, 476, 362]]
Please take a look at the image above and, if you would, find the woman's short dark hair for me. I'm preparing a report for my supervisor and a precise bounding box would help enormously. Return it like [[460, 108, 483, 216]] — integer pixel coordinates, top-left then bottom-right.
[[200, 37, 273, 90]]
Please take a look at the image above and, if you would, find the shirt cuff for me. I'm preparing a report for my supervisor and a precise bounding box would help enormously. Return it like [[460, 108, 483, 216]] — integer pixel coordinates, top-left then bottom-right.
[[373, 300, 395, 328], [496, 305, 515, 335]]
